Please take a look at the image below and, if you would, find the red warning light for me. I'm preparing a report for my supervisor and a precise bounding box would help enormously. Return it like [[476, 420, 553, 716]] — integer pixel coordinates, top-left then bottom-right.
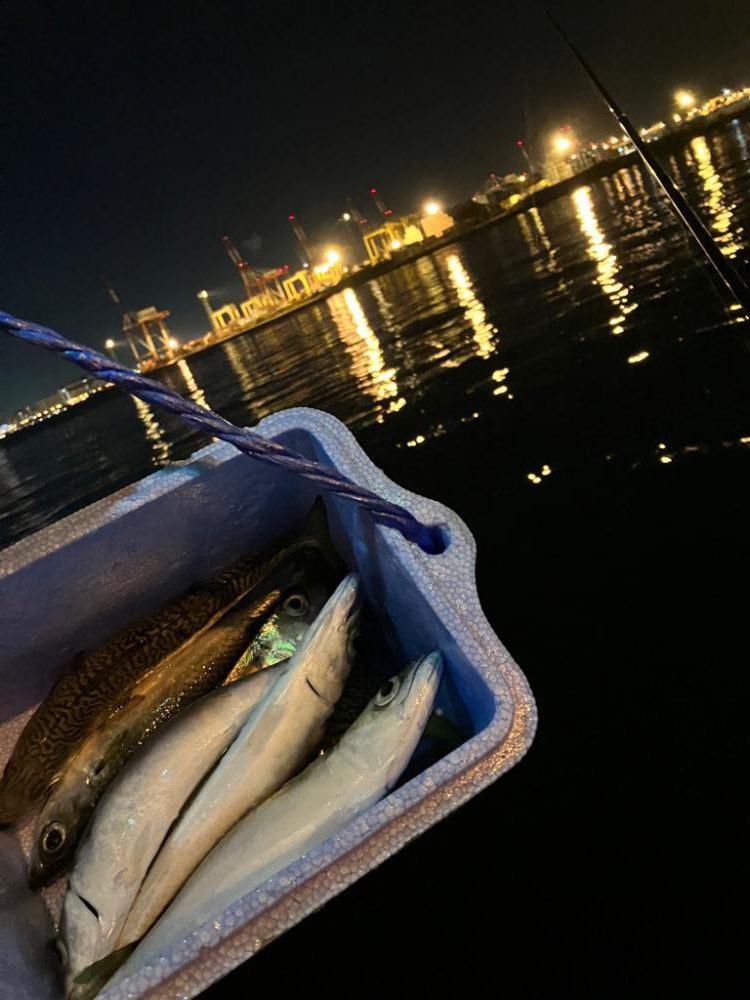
[[288, 214, 296, 221], [516, 139, 524, 147], [370, 188, 377, 195]]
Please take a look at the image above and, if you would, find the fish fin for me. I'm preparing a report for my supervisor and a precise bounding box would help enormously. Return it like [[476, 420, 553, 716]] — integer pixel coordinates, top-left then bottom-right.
[[69, 942, 137, 1000]]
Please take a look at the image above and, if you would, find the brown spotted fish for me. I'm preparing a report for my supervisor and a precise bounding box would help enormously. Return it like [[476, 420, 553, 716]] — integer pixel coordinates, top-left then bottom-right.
[[0, 500, 340, 827]]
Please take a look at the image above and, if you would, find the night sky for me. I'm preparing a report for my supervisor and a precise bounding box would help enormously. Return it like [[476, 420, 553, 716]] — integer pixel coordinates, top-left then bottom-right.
[[2, 0, 748, 417]]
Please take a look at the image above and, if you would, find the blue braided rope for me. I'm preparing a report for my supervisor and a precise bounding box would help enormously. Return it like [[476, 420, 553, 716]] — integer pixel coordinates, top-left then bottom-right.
[[0, 312, 445, 554]]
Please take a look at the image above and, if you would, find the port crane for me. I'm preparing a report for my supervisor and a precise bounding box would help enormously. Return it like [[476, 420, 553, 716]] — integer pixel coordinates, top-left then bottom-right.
[[222, 236, 287, 307]]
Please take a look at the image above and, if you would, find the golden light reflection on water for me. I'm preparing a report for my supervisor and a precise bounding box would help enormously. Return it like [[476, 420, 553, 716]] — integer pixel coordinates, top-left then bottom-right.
[[328, 288, 402, 421], [444, 253, 497, 360], [132, 396, 171, 465], [517, 207, 563, 279], [223, 339, 257, 403], [572, 185, 636, 335], [177, 359, 209, 409], [689, 136, 743, 259]]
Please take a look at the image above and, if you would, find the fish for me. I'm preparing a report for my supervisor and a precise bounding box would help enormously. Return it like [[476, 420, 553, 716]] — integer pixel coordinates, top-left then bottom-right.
[[110, 651, 443, 992], [59, 665, 283, 991], [221, 574, 332, 684], [29, 549, 339, 888], [58, 571, 333, 985], [118, 573, 361, 948], [0, 498, 338, 827]]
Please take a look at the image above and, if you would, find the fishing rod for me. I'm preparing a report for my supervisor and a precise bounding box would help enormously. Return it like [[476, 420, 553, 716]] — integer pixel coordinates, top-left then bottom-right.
[[546, 9, 750, 319]]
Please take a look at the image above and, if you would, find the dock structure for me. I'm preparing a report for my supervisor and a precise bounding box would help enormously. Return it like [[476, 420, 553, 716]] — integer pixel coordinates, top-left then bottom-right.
[[123, 306, 176, 368]]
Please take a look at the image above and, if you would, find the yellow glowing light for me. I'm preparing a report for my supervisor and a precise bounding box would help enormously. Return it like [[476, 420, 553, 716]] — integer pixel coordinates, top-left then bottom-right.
[[573, 185, 634, 333], [329, 288, 398, 409], [342, 212, 351, 221], [660, 455, 673, 464], [541, 464, 552, 476], [627, 351, 650, 364], [132, 396, 170, 465], [424, 200, 441, 216], [167, 337, 179, 350], [390, 239, 402, 250], [553, 133, 573, 154], [527, 473, 542, 485], [105, 338, 116, 349], [197, 289, 209, 300], [690, 136, 742, 258], [177, 359, 208, 408], [658, 442, 666, 450], [445, 253, 497, 361], [325, 248, 340, 265], [675, 89, 695, 110]]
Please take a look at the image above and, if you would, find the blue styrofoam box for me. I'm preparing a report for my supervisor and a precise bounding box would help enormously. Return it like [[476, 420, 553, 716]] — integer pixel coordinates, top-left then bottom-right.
[[0, 408, 537, 999]]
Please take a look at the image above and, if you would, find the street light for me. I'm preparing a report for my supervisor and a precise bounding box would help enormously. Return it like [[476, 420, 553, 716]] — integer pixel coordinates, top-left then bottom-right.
[[104, 338, 116, 350], [674, 89, 696, 110]]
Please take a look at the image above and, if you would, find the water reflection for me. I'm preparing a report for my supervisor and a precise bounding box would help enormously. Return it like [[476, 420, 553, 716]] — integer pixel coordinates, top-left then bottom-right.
[[131, 396, 171, 465], [369, 281, 397, 332], [517, 207, 560, 276], [443, 253, 497, 360], [328, 288, 402, 422], [731, 119, 748, 160], [689, 135, 743, 259], [223, 339, 257, 401], [572, 185, 636, 334], [177, 360, 209, 409]]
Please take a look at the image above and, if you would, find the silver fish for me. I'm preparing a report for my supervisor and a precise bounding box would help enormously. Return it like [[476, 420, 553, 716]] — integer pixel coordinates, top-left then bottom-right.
[[111, 651, 442, 991], [118, 573, 361, 947], [29, 565, 296, 888], [59, 663, 284, 991]]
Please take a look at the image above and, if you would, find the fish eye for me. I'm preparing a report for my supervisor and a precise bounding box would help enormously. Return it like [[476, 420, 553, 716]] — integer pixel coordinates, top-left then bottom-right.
[[374, 677, 400, 708], [41, 822, 66, 855], [347, 628, 360, 661], [283, 593, 309, 618]]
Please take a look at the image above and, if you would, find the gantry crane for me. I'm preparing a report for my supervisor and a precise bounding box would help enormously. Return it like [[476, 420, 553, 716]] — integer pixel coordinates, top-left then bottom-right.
[[222, 236, 287, 308]]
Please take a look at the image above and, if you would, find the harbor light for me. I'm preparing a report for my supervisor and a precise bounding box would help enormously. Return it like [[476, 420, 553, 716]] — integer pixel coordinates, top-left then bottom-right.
[[552, 133, 573, 155], [424, 200, 441, 216], [104, 338, 116, 350], [674, 89, 696, 110]]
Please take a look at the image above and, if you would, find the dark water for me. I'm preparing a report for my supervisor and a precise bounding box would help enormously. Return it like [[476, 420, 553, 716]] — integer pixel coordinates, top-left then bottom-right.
[[3, 122, 750, 992]]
